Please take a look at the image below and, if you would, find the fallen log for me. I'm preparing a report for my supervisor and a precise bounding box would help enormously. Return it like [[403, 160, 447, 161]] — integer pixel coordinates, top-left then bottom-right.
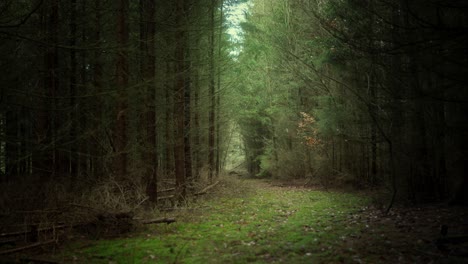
[[195, 181, 220, 196], [141, 218, 176, 225], [0, 239, 56, 255]]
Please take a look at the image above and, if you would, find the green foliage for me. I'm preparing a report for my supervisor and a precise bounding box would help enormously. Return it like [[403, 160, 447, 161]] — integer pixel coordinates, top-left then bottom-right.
[[313, 96, 350, 137], [257, 144, 274, 177]]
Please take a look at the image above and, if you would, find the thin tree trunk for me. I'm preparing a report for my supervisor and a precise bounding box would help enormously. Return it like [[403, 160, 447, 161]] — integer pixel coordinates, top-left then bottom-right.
[[165, 62, 173, 177], [79, 0, 88, 178], [215, 2, 224, 177], [140, 0, 158, 204], [183, 0, 193, 187], [208, 0, 216, 183], [174, 0, 186, 200], [69, 0, 78, 183], [92, 0, 103, 178], [114, 0, 129, 180], [193, 42, 201, 181], [34, 1, 59, 182]]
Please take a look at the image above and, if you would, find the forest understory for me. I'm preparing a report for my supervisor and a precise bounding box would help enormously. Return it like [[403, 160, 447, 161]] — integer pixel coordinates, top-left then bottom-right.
[[1, 175, 467, 264]]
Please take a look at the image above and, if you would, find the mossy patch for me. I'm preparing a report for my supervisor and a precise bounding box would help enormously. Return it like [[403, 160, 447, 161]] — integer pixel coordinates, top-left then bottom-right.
[[46, 178, 372, 263]]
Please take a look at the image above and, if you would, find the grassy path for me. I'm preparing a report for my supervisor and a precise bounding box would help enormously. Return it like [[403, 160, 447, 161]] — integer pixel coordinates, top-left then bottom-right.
[[47, 177, 458, 263]]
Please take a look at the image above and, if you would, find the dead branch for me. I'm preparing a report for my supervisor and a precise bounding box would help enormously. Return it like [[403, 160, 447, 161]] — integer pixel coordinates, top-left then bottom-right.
[[140, 218, 176, 225], [195, 181, 220, 196], [0, 239, 56, 255], [158, 188, 175, 193], [132, 197, 149, 211], [157, 195, 174, 200]]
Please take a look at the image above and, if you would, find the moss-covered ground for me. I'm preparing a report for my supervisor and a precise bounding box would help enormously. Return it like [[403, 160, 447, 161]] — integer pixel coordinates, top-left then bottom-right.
[[28, 177, 467, 263]]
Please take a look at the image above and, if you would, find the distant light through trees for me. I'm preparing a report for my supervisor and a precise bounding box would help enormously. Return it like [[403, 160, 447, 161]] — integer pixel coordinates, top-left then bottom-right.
[[225, 1, 251, 57]]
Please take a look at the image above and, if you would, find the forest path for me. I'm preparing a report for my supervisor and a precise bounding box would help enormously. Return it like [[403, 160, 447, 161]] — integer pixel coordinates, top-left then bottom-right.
[[45, 176, 463, 263]]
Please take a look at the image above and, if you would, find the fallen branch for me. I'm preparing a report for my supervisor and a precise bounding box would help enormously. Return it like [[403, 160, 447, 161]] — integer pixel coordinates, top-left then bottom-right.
[[195, 181, 220, 196], [157, 195, 174, 201], [0, 239, 56, 255], [158, 188, 175, 193], [0, 229, 32, 238], [141, 218, 176, 225]]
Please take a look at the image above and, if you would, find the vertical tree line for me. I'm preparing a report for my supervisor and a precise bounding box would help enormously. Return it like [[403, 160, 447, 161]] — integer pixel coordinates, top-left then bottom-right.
[[232, 0, 468, 205], [0, 0, 229, 206]]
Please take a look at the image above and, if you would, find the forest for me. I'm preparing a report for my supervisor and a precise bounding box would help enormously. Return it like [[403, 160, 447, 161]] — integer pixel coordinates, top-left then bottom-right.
[[1, 0, 467, 263]]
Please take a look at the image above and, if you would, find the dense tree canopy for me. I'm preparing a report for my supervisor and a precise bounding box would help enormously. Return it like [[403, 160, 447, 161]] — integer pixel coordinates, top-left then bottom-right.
[[229, 0, 468, 206], [1, 0, 467, 212], [0, 0, 230, 207]]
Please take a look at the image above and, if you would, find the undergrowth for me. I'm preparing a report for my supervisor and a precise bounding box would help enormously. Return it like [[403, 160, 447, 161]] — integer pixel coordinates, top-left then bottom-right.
[[46, 176, 373, 263]]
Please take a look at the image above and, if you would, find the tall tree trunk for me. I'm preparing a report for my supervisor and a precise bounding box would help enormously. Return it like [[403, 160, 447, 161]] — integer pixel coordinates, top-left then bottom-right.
[[92, 0, 103, 178], [69, 0, 78, 183], [367, 73, 377, 185], [208, 0, 216, 183], [215, 2, 224, 176], [183, 0, 193, 188], [34, 0, 59, 182], [193, 40, 201, 181], [79, 0, 88, 178], [165, 63, 173, 177], [140, 0, 158, 204], [174, 0, 186, 200], [114, 0, 129, 180]]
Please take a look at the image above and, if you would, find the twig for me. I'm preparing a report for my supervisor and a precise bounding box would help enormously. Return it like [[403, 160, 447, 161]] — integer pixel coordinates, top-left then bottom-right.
[[157, 195, 174, 201], [195, 181, 220, 196], [158, 188, 176, 193], [133, 197, 149, 210]]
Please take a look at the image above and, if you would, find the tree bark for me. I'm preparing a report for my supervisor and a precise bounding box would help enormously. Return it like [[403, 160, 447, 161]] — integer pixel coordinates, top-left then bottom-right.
[[208, 0, 216, 183], [140, 0, 158, 204], [113, 0, 129, 180], [91, 0, 104, 179], [174, 0, 186, 200], [69, 0, 78, 182]]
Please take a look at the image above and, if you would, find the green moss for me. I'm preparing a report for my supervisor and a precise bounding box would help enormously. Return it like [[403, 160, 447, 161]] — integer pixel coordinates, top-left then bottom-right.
[[53, 180, 370, 263]]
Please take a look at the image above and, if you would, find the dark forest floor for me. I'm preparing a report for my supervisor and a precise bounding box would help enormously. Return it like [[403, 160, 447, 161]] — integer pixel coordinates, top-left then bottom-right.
[[2, 176, 468, 263]]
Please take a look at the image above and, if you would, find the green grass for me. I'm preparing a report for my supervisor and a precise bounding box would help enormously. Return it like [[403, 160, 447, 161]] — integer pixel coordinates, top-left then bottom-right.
[[52, 178, 371, 263]]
